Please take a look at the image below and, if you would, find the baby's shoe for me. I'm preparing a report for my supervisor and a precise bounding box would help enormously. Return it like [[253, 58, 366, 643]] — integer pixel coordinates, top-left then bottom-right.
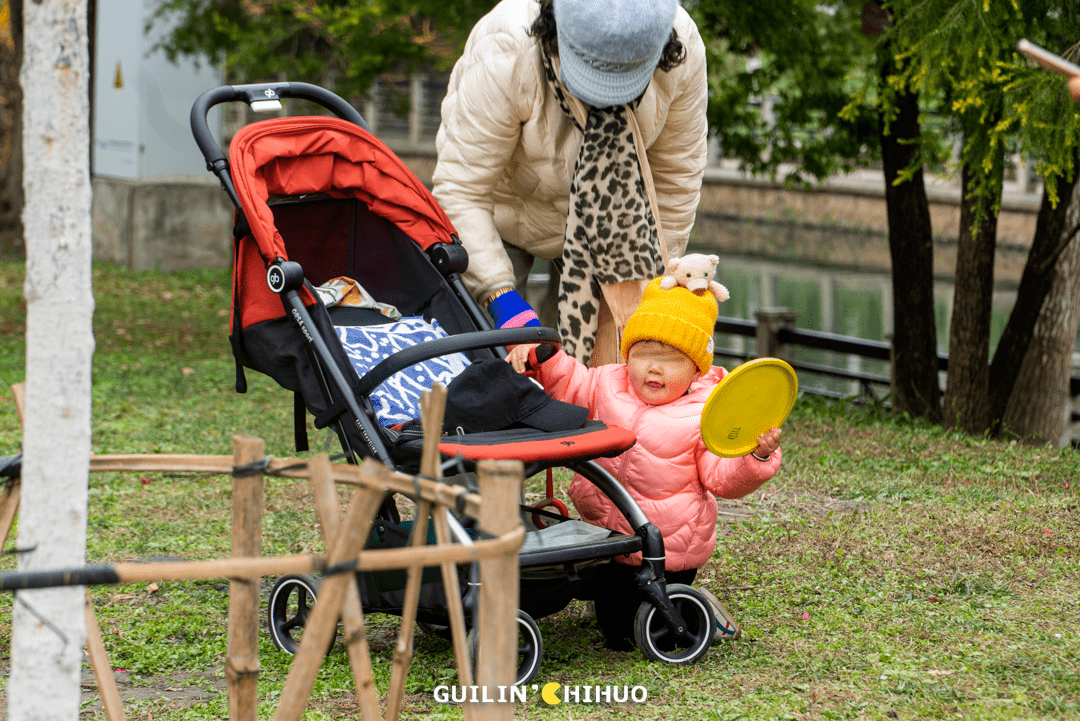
[[697, 587, 741, 641]]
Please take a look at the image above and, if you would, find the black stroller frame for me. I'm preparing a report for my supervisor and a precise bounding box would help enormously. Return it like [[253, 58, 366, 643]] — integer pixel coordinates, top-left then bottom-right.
[[190, 82, 715, 682]]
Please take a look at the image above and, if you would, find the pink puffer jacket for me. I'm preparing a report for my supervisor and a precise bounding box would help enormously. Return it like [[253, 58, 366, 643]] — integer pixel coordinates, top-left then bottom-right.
[[532, 350, 782, 571]]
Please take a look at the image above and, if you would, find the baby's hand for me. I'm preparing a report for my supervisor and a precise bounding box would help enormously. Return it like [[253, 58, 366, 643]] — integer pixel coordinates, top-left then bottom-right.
[[505, 343, 535, 374], [752, 428, 782, 459]]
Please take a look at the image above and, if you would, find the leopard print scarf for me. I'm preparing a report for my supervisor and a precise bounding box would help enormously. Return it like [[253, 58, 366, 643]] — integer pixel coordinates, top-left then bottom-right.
[[541, 50, 664, 363]]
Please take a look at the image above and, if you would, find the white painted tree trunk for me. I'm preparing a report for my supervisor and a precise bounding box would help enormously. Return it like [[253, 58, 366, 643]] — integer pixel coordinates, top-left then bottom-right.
[[9, 0, 93, 719]]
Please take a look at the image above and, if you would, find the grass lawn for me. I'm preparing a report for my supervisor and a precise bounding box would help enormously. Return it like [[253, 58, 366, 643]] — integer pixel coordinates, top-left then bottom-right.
[[0, 259, 1077, 720]]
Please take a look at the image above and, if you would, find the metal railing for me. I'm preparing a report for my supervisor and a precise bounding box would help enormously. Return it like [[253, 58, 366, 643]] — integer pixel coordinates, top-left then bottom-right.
[[715, 310, 1080, 443], [711, 309, 917, 401]]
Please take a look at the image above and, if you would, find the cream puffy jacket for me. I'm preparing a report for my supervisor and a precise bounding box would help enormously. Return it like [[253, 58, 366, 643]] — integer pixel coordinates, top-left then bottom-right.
[[433, 0, 709, 303], [530, 350, 782, 572]]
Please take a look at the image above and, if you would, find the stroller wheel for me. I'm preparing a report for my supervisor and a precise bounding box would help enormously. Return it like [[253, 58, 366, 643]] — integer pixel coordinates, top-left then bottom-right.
[[267, 574, 336, 655], [468, 610, 544, 686], [633, 583, 713, 664]]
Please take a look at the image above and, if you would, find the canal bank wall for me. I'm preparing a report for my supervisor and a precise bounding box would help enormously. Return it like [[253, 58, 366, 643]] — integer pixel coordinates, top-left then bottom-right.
[[89, 149, 1042, 285]]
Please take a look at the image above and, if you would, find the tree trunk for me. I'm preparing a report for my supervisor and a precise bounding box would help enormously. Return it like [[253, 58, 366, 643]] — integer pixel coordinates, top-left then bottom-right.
[[1002, 177, 1080, 446], [9, 0, 93, 718], [943, 158, 1003, 434], [879, 58, 939, 420], [0, 0, 24, 256], [988, 150, 1080, 427]]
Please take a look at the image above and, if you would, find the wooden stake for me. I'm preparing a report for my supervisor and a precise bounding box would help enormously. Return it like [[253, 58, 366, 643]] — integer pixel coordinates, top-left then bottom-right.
[[84, 591, 127, 721], [10, 382, 26, 425], [384, 497, 431, 721], [474, 460, 523, 721], [273, 485, 383, 721], [227, 436, 264, 721], [2, 383, 26, 550], [0, 475, 20, 552], [386, 385, 446, 720], [307, 454, 380, 720], [431, 506, 473, 692]]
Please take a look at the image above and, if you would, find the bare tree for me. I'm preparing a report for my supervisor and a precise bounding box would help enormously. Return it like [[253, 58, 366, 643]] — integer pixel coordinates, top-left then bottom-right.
[[8, 0, 92, 717], [879, 53, 940, 421], [1003, 177, 1080, 446], [942, 159, 1003, 434]]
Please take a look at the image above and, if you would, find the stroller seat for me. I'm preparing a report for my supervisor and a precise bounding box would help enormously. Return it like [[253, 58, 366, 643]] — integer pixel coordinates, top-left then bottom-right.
[[224, 113, 636, 470]]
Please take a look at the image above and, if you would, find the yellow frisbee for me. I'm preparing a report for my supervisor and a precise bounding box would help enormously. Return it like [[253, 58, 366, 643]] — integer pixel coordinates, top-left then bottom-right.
[[701, 358, 798, 458]]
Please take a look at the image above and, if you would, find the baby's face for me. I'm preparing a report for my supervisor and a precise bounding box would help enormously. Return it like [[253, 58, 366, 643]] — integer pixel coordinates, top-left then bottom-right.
[[626, 341, 700, 405]]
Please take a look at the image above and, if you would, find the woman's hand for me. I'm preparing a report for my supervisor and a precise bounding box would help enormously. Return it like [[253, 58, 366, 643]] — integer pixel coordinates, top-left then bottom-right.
[[1069, 75, 1080, 102]]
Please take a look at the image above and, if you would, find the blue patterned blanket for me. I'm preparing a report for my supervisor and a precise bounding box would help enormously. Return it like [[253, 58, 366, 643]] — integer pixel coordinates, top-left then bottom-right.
[[335, 318, 470, 427]]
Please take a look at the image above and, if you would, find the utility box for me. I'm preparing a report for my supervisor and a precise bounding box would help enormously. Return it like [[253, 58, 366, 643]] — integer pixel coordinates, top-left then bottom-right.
[[91, 0, 233, 269]]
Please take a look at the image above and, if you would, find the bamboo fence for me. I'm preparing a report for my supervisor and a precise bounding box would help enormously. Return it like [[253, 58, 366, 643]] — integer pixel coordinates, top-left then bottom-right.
[[2, 382, 523, 721]]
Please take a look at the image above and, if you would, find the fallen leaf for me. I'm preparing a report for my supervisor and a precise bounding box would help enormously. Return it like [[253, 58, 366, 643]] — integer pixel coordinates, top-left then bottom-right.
[[147, 582, 160, 594], [927, 669, 954, 676], [181, 367, 195, 376], [162, 291, 174, 300]]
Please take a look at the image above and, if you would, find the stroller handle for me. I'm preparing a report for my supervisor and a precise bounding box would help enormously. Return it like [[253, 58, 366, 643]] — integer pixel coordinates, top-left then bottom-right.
[[190, 82, 371, 171], [355, 327, 562, 397]]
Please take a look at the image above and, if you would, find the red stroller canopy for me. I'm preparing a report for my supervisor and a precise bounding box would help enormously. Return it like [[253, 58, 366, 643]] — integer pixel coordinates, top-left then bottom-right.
[[228, 115, 458, 262]]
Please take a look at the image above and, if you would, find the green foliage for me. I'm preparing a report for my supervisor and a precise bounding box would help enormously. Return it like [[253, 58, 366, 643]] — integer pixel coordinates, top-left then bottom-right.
[[149, 0, 498, 102], [883, 0, 1080, 210], [3, 262, 1079, 719], [691, 0, 881, 185]]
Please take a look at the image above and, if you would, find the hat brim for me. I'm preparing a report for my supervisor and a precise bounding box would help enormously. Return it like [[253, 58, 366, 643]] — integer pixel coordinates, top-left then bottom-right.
[[557, 34, 663, 108], [518, 397, 590, 432]]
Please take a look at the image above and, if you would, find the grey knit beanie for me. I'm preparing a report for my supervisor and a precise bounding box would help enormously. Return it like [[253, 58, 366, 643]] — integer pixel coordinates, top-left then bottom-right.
[[553, 0, 677, 108]]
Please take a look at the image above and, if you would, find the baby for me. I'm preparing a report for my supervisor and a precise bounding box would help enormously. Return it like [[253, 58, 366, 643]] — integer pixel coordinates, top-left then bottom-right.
[[517, 276, 782, 648]]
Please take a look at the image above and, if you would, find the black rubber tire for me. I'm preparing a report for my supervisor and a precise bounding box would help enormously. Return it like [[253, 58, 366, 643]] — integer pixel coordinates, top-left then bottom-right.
[[267, 573, 336, 655], [632, 583, 713, 664], [468, 610, 544, 686]]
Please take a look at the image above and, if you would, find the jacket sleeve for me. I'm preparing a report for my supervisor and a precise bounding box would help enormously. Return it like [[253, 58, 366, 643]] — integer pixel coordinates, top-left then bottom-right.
[[697, 445, 782, 500], [530, 349, 601, 411], [432, 29, 537, 303], [647, 12, 709, 262]]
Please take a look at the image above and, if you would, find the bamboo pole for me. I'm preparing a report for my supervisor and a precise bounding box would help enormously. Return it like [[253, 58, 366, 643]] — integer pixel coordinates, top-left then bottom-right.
[[431, 506, 473, 692], [422, 386, 475, 716], [85, 456, 484, 520], [273, 486, 383, 721], [227, 436, 264, 721], [307, 454, 381, 720], [386, 385, 445, 721], [1, 383, 25, 550], [10, 381, 127, 721], [0, 472, 20, 552], [84, 591, 127, 721], [10, 382, 25, 424], [473, 460, 523, 720], [0, 531, 526, 591]]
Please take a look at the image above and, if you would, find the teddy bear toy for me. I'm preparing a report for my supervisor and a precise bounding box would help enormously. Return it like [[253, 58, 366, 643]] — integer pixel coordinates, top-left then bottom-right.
[[660, 253, 730, 303]]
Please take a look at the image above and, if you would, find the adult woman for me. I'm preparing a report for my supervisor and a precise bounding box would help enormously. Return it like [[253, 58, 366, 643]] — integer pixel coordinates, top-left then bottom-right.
[[432, 0, 708, 365]]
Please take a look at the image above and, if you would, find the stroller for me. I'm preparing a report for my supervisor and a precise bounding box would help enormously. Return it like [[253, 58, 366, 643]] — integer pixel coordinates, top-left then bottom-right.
[[190, 82, 716, 683]]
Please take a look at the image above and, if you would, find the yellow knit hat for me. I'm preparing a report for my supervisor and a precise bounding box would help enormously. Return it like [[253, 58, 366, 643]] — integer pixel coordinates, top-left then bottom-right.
[[621, 277, 718, 375]]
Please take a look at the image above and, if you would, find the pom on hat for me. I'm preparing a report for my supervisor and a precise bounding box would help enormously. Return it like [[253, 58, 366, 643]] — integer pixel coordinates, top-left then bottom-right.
[[621, 277, 719, 376]]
